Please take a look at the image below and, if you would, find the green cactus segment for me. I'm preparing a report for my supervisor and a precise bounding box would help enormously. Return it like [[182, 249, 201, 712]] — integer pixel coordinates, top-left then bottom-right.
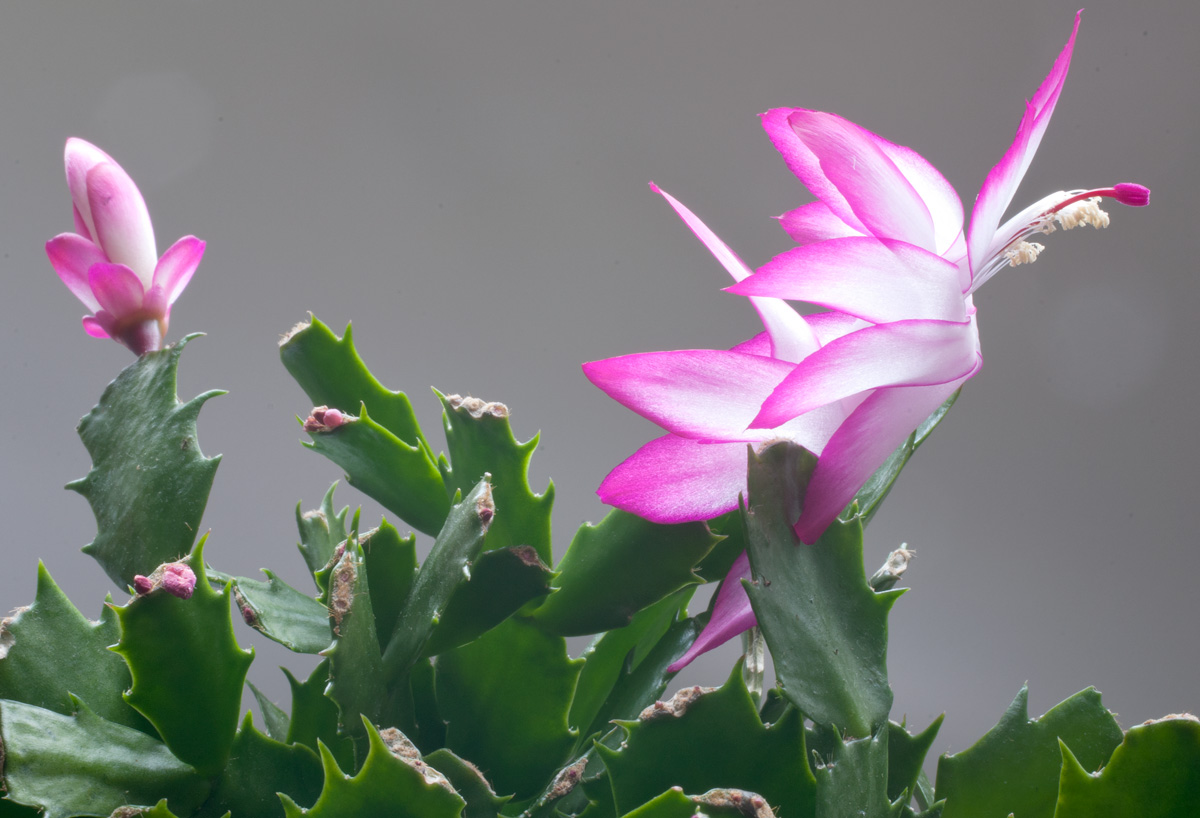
[[322, 539, 386, 748], [278, 720, 466, 818], [742, 441, 897, 737], [622, 787, 779, 818], [694, 510, 747, 583], [0, 563, 151, 734], [194, 714, 324, 818], [111, 539, 254, 777], [296, 484, 349, 581], [233, 570, 332, 654], [249, 681, 291, 741], [812, 730, 900, 818], [570, 589, 692, 739], [359, 519, 418, 651], [436, 617, 583, 799], [283, 660, 355, 773], [409, 657, 446, 751], [531, 511, 720, 636], [280, 316, 433, 454], [68, 335, 222, 588], [0, 697, 210, 818], [848, 391, 958, 529], [934, 686, 1123, 818], [886, 717, 943, 806], [423, 545, 554, 656], [380, 479, 494, 681], [1053, 716, 1200, 817], [570, 594, 705, 752], [303, 404, 450, 538], [423, 748, 512, 818], [436, 390, 555, 564], [598, 663, 816, 818]]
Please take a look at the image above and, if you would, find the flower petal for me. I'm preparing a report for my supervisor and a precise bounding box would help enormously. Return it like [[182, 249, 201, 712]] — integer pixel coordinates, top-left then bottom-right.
[[82, 314, 112, 338], [796, 370, 978, 543], [807, 311, 871, 346], [583, 350, 795, 440], [778, 202, 863, 245], [668, 552, 755, 671], [774, 109, 938, 252], [87, 162, 157, 286], [597, 435, 751, 523], [871, 138, 964, 257], [88, 262, 146, 319], [730, 237, 967, 324], [153, 236, 205, 306], [753, 318, 979, 428], [652, 183, 821, 363], [45, 233, 106, 312], [967, 11, 1081, 277], [64, 138, 115, 242]]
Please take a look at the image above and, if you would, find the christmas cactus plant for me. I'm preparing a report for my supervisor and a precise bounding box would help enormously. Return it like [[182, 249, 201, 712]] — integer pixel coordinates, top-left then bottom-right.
[[1, 12, 1193, 818]]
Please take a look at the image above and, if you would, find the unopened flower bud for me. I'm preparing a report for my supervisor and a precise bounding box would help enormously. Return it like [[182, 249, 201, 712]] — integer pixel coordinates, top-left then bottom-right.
[[161, 563, 197, 599]]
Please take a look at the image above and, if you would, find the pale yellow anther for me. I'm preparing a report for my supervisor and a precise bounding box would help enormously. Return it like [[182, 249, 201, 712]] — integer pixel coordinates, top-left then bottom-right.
[[1004, 241, 1046, 266], [1055, 197, 1110, 230]]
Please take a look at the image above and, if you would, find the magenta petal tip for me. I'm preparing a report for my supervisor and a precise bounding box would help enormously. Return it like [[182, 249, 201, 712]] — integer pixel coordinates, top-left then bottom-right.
[[1113, 183, 1150, 207]]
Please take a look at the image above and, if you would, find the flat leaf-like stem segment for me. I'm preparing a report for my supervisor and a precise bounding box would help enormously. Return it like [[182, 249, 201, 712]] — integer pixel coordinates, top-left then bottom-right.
[[358, 518, 418, 651], [380, 478, 494, 682], [110, 537, 255, 777], [302, 403, 450, 538], [742, 441, 898, 737], [322, 536, 386, 754], [193, 714, 323, 818], [1054, 715, 1200, 817], [282, 659, 354, 773], [934, 686, 1123, 818], [69, 334, 221, 587], [0, 697, 210, 818], [280, 316, 434, 455], [436, 617, 583, 800], [232, 569, 332, 654], [281, 317, 449, 537], [531, 510, 720, 636], [597, 662, 816, 818], [278, 719, 466, 818], [886, 717, 943, 807], [811, 729, 901, 818], [422, 748, 512, 818], [847, 390, 959, 528], [0, 562, 150, 733], [436, 390, 555, 564]]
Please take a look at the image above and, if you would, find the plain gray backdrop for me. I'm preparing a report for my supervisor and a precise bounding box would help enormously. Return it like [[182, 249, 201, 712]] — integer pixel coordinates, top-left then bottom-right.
[[2, 0, 1196, 765]]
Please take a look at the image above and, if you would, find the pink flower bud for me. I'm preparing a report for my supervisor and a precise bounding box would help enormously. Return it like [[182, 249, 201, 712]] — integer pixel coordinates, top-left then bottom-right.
[[161, 563, 197, 599]]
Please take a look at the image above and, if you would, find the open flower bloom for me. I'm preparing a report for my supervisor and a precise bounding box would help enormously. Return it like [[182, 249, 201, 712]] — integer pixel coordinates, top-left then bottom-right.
[[589, 12, 1148, 670], [45, 138, 205, 355], [728, 10, 1147, 543]]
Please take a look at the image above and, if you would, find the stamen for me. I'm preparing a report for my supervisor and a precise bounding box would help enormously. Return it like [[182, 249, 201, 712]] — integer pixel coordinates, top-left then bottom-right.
[[1004, 241, 1045, 266], [1055, 197, 1110, 230]]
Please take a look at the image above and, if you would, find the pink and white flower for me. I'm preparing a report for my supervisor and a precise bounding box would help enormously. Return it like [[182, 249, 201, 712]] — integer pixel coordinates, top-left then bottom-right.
[[45, 138, 204, 355], [587, 12, 1148, 669]]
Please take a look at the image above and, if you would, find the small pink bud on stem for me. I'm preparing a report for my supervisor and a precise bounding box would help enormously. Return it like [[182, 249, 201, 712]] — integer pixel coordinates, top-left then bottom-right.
[[132, 561, 197, 599]]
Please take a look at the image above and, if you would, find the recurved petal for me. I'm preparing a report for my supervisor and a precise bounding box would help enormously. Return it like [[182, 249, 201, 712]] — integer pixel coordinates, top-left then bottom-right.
[[88, 262, 146, 319], [652, 183, 821, 362], [752, 318, 979, 428], [786, 110, 937, 252], [46, 233, 106, 312], [667, 552, 755, 671], [583, 349, 795, 440], [730, 237, 967, 324], [153, 236, 205, 306], [795, 371, 977, 544], [87, 162, 158, 286], [967, 11, 1081, 277], [597, 435, 750, 523], [778, 202, 863, 245], [82, 314, 112, 338], [871, 138, 964, 257]]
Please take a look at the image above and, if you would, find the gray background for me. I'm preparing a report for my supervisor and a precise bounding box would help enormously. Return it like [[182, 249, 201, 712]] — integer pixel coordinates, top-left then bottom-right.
[[1, 0, 1196, 766]]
